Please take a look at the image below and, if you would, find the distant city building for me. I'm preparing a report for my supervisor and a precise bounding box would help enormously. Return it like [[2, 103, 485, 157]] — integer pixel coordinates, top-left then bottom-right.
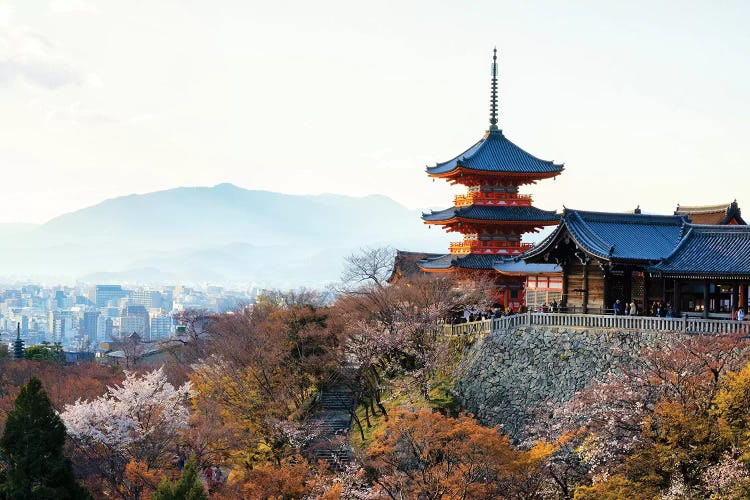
[[122, 305, 150, 339], [95, 285, 128, 308], [96, 315, 114, 341], [49, 310, 73, 342], [54, 290, 73, 309], [120, 315, 147, 338], [82, 311, 100, 343], [130, 290, 163, 310], [150, 315, 172, 340]]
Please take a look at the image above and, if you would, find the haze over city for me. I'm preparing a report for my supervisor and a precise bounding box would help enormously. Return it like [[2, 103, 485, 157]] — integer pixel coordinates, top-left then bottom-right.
[[2, 0, 749, 225]]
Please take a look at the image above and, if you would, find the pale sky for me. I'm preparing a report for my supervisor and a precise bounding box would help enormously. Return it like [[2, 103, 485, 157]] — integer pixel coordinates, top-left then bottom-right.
[[1, 0, 749, 224]]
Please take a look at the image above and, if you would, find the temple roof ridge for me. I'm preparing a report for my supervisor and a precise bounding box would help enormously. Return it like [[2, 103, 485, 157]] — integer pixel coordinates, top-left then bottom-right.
[[675, 201, 736, 213], [564, 208, 688, 225]]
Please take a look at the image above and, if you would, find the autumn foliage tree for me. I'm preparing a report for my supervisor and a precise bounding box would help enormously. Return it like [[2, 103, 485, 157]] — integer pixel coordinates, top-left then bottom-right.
[[190, 294, 342, 468], [365, 407, 553, 499]]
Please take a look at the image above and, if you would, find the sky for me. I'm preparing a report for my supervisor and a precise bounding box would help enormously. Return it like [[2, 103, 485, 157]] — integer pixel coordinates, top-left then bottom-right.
[[1, 0, 749, 224]]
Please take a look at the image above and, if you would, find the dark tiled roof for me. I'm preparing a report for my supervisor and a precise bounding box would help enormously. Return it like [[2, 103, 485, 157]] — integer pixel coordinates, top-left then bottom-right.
[[418, 253, 497, 271], [524, 209, 688, 262], [426, 129, 564, 176], [649, 224, 750, 276], [387, 250, 443, 282], [422, 205, 559, 223], [674, 201, 746, 225]]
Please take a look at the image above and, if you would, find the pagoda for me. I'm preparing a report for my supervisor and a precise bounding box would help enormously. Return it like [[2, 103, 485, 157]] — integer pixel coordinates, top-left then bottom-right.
[[419, 49, 563, 309]]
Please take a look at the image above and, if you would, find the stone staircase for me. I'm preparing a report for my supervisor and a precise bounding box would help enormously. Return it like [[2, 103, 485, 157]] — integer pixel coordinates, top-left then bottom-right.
[[306, 385, 356, 471]]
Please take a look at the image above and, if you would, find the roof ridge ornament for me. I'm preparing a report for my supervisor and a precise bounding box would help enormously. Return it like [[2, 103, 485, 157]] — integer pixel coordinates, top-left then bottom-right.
[[489, 47, 499, 132]]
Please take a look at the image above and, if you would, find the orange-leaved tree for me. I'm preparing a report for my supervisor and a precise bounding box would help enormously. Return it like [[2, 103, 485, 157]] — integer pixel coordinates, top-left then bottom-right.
[[365, 407, 552, 499]]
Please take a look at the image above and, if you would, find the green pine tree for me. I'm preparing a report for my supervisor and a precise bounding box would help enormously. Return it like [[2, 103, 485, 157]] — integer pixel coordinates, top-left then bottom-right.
[[0, 377, 90, 499], [153, 455, 207, 500]]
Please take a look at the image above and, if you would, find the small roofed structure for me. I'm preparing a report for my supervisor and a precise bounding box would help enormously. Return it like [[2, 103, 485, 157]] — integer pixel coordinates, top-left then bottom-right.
[[675, 200, 746, 225], [494, 259, 562, 310], [387, 250, 443, 283]]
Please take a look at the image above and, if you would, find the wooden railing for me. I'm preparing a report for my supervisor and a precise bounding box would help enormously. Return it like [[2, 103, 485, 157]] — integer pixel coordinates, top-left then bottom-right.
[[449, 241, 533, 255], [454, 192, 533, 207], [445, 313, 750, 337]]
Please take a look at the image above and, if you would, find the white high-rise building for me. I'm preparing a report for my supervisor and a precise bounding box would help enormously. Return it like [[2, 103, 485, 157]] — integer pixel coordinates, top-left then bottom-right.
[[150, 315, 172, 340], [120, 315, 147, 338]]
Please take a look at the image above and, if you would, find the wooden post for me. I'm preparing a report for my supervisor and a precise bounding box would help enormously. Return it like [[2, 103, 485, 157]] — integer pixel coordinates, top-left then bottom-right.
[[582, 260, 589, 314], [602, 269, 609, 314], [561, 264, 569, 311], [674, 279, 681, 315], [643, 275, 650, 317], [624, 269, 633, 305], [703, 281, 709, 319], [732, 284, 740, 313]]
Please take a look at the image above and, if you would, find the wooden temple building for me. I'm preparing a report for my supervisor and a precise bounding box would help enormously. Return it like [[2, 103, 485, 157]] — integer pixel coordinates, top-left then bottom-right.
[[418, 49, 562, 309], [522, 207, 750, 318]]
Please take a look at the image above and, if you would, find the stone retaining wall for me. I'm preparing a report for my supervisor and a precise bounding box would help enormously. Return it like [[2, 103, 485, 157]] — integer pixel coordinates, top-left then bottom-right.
[[453, 326, 672, 441]]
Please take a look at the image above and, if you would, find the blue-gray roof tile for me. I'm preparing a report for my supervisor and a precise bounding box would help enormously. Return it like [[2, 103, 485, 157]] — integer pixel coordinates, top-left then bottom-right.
[[426, 129, 563, 175], [649, 224, 750, 276], [524, 209, 688, 262]]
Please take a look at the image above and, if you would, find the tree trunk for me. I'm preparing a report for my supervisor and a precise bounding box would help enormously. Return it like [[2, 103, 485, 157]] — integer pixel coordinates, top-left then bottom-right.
[[364, 402, 372, 427]]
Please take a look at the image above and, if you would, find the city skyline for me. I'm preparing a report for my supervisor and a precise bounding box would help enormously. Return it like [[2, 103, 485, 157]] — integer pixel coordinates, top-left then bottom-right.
[[1, 1, 749, 224]]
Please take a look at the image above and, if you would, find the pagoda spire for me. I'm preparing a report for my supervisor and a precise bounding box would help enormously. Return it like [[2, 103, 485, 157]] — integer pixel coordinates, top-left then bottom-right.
[[489, 47, 499, 131]]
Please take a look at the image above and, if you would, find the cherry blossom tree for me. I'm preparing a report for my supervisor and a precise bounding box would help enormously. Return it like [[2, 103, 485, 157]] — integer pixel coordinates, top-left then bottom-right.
[[61, 367, 193, 499]]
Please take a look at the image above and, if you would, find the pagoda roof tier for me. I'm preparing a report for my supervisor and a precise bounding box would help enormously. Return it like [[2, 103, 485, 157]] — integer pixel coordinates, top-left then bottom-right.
[[649, 224, 750, 278], [418, 253, 498, 272], [422, 205, 559, 225], [524, 209, 688, 263], [426, 128, 564, 180]]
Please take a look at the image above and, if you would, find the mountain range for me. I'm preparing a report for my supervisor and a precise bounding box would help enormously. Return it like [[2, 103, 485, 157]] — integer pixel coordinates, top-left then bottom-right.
[[0, 183, 451, 287]]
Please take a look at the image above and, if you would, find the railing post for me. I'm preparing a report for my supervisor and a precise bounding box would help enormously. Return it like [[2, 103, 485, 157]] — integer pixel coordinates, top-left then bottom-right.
[[526, 311, 532, 326], [682, 315, 687, 334]]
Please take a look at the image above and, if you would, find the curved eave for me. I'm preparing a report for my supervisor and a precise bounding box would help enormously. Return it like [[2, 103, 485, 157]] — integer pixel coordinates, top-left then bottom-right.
[[423, 217, 560, 226], [649, 271, 750, 280], [427, 167, 563, 181], [523, 219, 614, 262]]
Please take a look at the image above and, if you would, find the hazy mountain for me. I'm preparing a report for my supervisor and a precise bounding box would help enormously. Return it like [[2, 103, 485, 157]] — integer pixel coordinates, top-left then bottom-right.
[[0, 184, 450, 287]]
